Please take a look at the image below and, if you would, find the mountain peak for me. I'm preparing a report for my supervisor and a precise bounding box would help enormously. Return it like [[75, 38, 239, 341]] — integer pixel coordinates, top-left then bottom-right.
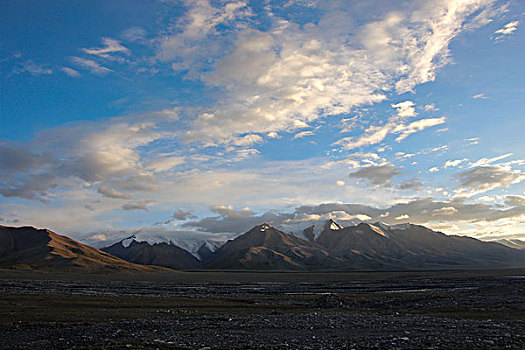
[[323, 219, 343, 231], [258, 223, 272, 231], [120, 234, 137, 248]]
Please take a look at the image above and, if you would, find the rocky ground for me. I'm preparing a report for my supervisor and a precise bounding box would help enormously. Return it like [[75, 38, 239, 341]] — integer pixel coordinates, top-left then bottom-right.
[[0, 271, 524, 349]]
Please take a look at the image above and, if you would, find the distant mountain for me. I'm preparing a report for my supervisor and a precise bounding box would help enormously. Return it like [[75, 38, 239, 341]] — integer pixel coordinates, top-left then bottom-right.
[[102, 237, 201, 269], [0, 226, 166, 272], [102, 221, 525, 271], [316, 222, 525, 269], [94, 232, 226, 260], [205, 224, 347, 270]]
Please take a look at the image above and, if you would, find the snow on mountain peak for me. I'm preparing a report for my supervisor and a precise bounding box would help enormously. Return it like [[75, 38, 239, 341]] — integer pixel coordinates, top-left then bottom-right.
[[389, 223, 412, 230], [113, 231, 230, 260], [368, 224, 389, 238], [330, 222, 340, 230], [260, 223, 271, 231], [324, 219, 343, 232], [121, 235, 136, 248]]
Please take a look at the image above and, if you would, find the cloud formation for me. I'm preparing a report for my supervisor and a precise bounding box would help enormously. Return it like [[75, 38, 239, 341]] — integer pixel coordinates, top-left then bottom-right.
[[2, 0, 521, 243], [83, 38, 130, 61], [182, 0, 499, 145], [455, 166, 525, 196], [492, 20, 519, 41], [71, 57, 112, 75], [348, 165, 402, 187], [183, 196, 525, 236], [173, 209, 197, 220], [122, 199, 154, 211]]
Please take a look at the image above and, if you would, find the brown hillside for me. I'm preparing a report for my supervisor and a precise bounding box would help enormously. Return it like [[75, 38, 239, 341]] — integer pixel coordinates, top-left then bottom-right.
[[0, 226, 168, 273]]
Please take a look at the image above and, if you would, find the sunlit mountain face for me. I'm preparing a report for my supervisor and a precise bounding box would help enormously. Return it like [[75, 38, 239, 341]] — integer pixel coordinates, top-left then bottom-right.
[[1, 0, 524, 244]]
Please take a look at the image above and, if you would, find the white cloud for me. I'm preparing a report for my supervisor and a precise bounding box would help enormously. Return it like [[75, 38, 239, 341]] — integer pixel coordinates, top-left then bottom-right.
[[231, 134, 263, 146], [395, 214, 410, 220], [424, 103, 439, 111], [469, 153, 513, 168], [71, 57, 112, 75], [492, 20, 519, 41], [472, 93, 488, 99], [183, 0, 499, 145], [393, 117, 446, 142], [336, 180, 345, 186], [157, 0, 251, 72], [293, 131, 315, 139], [465, 137, 480, 145], [146, 156, 185, 172], [61, 67, 81, 77], [83, 38, 130, 61], [432, 206, 458, 216], [335, 115, 445, 150], [334, 124, 392, 150], [429, 167, 439, 173], [444, 158, 468, 168], [392, 101, 417, 118], [393, 0, 500, 93]]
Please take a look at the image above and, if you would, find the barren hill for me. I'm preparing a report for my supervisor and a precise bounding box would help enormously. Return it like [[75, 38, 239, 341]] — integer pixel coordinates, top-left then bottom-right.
[[0, 226, 168, 272]]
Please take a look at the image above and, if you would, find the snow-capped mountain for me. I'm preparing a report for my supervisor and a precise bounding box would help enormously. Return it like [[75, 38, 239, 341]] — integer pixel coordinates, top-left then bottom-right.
[[95, 229, 232, 261], [117, 233, 226, 260], [205, 223, 347, 270], [286, 219, 344, 241], [102, 239, 202, 270]]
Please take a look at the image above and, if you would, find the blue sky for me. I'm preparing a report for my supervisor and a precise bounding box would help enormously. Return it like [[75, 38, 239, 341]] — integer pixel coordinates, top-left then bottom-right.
[[1, 0, 525, 243]]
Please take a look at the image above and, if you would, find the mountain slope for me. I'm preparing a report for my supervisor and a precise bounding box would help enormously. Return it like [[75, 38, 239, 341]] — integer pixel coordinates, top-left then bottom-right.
[[205, 224, 347, 270], [102, 239, 201, 269], [316, 222, 525, 269], [0, 226, 167, 272], [491, 239, 525, 250]]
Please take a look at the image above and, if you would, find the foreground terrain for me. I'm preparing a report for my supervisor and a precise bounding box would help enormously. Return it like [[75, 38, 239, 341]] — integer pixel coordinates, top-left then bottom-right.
[[0, 269, 524, 349]]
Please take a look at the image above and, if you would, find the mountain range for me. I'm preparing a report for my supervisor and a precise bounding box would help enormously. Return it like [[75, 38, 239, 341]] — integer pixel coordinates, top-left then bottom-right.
[[1, 221, 525, 272], [100, 220, 525, 270]]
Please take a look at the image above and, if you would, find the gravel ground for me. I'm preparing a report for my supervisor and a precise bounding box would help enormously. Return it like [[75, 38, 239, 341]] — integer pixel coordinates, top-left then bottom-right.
[[1, 273, 524, 349], [2, 311, 524, 349]]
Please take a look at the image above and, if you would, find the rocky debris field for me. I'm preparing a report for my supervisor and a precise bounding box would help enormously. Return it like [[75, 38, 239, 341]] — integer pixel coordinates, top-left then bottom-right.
[[0, 272, 524, 349]]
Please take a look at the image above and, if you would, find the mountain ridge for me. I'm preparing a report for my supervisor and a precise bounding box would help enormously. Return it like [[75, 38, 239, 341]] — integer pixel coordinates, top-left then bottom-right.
[[205, 223, 348, 270], [2, 222, 525, 272], [102, 239, 202, 270]]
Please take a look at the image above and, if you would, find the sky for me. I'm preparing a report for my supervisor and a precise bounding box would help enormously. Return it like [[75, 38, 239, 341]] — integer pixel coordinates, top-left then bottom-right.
[[1, 0, 525, 244]]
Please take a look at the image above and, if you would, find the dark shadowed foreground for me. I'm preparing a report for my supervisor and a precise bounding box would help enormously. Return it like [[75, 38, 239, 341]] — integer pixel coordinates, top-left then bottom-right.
[[1, 269, 524, 349]]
